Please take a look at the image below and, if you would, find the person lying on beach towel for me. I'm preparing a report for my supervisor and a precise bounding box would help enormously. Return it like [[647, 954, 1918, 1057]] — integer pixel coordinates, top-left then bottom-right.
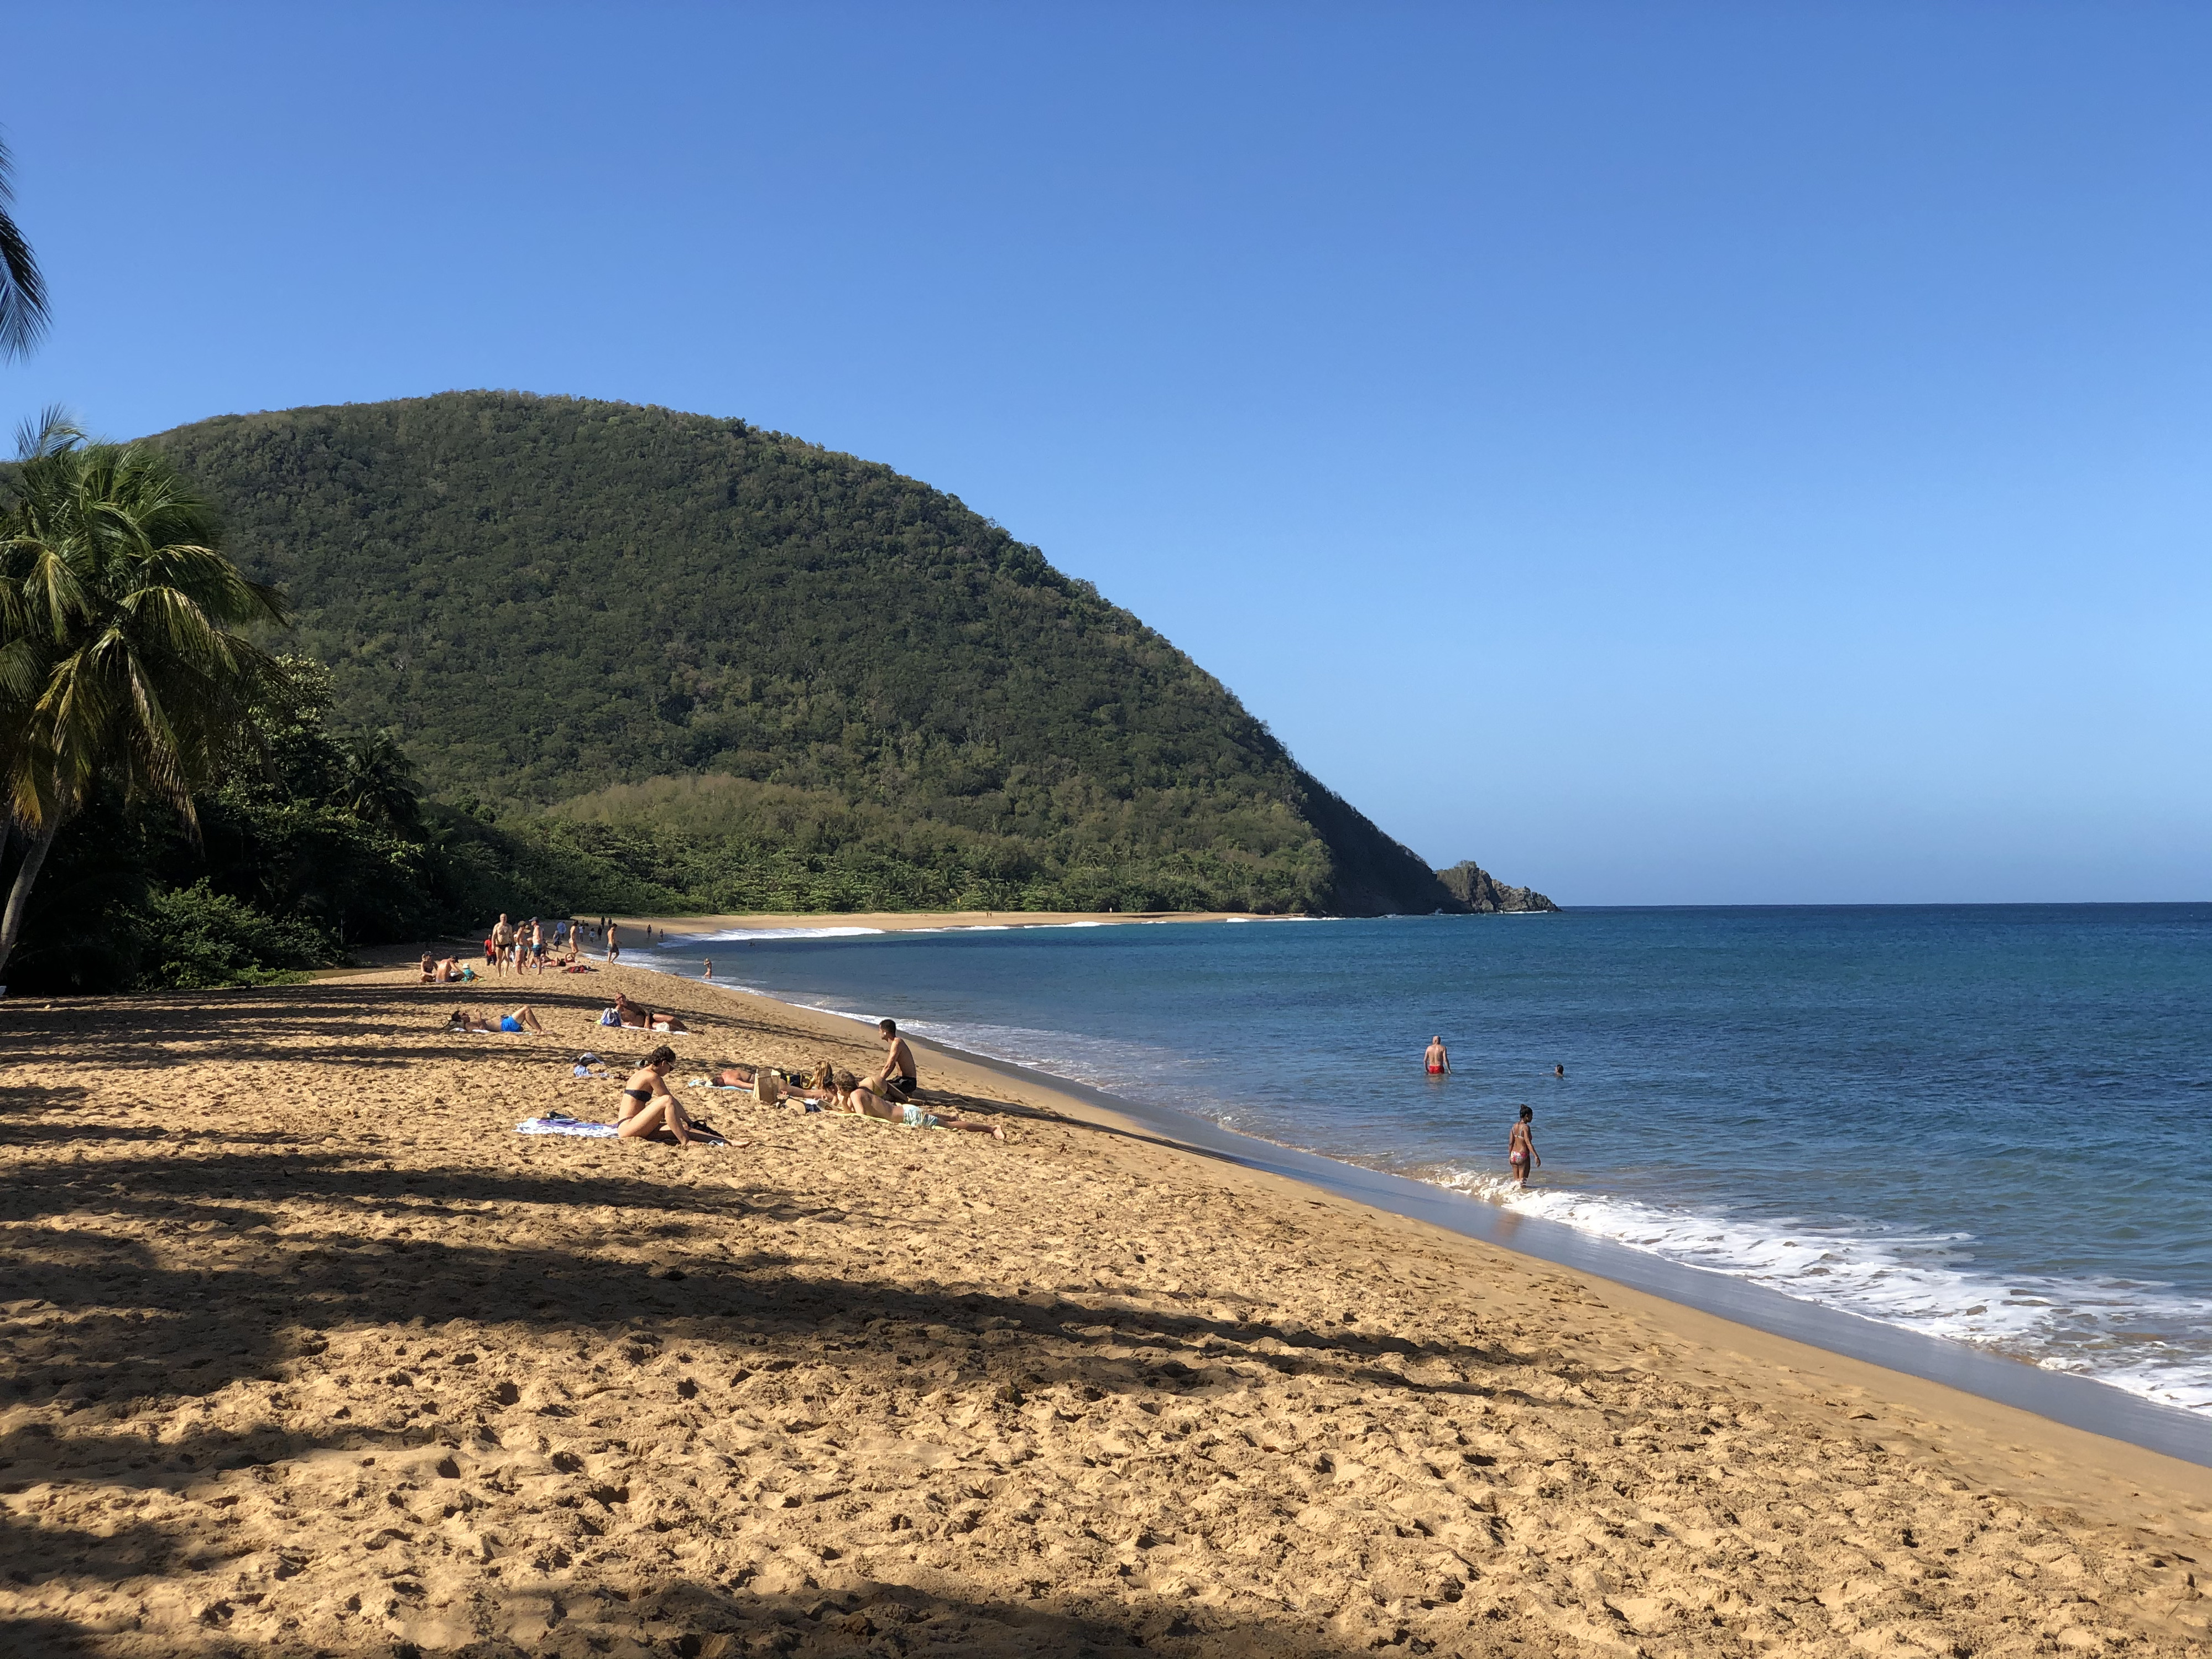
[[613, 1045, 714, 1145], [826, 1070, 1003, 1138]]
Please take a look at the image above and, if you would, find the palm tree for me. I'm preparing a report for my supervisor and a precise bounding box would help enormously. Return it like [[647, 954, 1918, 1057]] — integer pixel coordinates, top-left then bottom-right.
[[0, 134, 49, 360], [0, 419, 286, 975]]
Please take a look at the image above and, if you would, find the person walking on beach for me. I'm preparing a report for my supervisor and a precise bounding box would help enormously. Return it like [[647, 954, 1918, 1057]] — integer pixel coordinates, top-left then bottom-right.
[[1425, 1036, 1450, 1076], [1507, 1104, 1540, 1188], [492, 914, 514, 977], [605, 921, 620, 964]]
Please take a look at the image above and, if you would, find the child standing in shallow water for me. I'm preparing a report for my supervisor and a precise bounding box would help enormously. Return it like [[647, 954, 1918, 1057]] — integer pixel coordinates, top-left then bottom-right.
[[1507, 1104, 1540, 1188]]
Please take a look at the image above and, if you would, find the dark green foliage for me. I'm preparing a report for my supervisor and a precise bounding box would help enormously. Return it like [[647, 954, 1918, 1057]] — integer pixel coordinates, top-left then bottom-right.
[[141, 882, 329, 988], [4, 659, 559, 994], [150, 393, 1456, 916]]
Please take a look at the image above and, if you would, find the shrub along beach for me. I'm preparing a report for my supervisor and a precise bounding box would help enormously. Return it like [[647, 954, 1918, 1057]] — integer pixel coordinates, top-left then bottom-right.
[[1, 963, 2207, 1656]]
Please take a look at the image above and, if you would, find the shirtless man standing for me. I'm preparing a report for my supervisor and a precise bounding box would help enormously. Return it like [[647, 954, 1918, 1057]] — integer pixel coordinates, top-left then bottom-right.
[[491, 913, 514, 977], [1507, 1105, 1540, 1188], [868, 1018, 919, 1101], [605, 921, 620, 964], [1425, 1036, 1450, 1076]]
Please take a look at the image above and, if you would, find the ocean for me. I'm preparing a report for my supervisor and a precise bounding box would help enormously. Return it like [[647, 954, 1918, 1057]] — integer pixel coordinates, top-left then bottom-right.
[[635, 905, 2211, 1416]]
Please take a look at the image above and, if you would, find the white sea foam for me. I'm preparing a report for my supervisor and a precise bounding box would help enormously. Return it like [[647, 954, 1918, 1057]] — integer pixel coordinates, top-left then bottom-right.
[[1425, 1166, 2212, 1414], [677, 925, 886, 943]]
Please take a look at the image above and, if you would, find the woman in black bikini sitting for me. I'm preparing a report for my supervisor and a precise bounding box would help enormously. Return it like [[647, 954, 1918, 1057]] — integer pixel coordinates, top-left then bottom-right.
[[614, 1046, 705, 1145]]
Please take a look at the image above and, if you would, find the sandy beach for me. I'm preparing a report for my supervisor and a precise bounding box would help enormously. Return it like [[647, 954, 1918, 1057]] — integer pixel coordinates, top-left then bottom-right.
[[2, 962, 2206, 1658]]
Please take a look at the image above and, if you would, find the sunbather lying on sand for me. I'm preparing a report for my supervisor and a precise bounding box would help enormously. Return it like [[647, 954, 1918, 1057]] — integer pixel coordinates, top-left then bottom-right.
[[448, 1007, 546, 1034], [614, 1046, 709, 1145], [826, 1070, 1003, 1138], [611, 992, 691, 1034]]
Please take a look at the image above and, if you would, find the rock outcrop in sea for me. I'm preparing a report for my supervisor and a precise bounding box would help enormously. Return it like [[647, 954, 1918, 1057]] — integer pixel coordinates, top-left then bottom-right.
[[1434, 860, 1558, 913]]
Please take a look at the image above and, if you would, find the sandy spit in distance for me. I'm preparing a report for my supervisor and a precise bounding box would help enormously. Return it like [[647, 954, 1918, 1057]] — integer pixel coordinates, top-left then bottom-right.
[[1, 961, 2207, 1658]]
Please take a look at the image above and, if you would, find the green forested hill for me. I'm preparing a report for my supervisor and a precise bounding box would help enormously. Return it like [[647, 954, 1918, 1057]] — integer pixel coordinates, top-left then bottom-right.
[[150, 392, 1468, 915]]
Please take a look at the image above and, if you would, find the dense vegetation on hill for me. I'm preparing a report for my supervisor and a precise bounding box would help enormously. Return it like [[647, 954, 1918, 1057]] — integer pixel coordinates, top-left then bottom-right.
[[148, 393, 1485, 916]]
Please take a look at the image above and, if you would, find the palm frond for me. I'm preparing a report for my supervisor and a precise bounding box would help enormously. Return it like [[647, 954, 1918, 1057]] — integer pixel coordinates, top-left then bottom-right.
[[0, 136, 50, 362], [12, 405, 81, 462]]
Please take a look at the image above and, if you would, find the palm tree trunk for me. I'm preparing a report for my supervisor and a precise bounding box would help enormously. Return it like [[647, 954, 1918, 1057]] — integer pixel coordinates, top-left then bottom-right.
[[0, 813, 62, 980]]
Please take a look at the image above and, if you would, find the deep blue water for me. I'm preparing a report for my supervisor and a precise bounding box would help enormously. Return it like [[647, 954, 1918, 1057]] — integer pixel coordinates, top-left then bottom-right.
[[639, 906, 2211, 1412]]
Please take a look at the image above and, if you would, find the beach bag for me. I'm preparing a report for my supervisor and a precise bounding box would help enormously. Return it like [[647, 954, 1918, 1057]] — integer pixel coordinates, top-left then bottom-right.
[[753, 1068, 783, 1105], [598, 1008, 619, 1027]]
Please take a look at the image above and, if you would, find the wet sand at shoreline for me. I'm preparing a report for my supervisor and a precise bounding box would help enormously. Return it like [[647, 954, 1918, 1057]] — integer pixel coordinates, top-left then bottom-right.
[[2, 964, 2206, 1657]]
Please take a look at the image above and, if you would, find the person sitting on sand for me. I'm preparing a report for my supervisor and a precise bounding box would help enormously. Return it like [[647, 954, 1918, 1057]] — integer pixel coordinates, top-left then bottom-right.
[[865, 1018, 919, 1101], [614, 1046, 708, 1145], [828, 1070, 1003, 1138], [1507, 1104, 1540, 1188]]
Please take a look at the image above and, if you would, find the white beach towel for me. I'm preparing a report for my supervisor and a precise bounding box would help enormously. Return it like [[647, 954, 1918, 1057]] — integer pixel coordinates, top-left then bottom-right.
[[517, 1115, 618, 1139]]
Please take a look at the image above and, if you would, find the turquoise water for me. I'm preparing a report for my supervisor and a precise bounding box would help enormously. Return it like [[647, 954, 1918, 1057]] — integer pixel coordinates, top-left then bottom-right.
[[640, 905, 2212, 1413]]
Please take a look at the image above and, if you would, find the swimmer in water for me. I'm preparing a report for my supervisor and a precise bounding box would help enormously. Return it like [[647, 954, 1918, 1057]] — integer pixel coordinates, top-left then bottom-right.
[[1425, 1036, 1449, 1076], [1507, 1104, 1539, 1188], [1553, 1063, 1564, 1079]]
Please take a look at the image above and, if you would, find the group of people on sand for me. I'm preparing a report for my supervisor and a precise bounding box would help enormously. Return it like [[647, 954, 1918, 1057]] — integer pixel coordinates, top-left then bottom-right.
[[431, 936, 1002, 1145], [479, 913, 606, 976], [604, 1018, 1002, 1146], [1422, 1036, 1548, 1188]]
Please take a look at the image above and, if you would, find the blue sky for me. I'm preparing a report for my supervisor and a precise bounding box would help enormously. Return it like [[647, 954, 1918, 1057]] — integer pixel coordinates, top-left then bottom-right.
[[5, 3, 2205, 902]]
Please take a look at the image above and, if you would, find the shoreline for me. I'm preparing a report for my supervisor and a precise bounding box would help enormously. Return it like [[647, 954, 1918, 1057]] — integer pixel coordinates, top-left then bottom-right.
[[625, 940, 2211, 1462], [4, 962, 2206, 1655], [611, 947, 2212, 1469], [606, 907, 1290, 938]]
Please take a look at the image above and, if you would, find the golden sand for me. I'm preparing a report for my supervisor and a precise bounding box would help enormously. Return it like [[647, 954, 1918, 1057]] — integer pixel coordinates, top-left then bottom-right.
[[2, 962, 2206, 1657]]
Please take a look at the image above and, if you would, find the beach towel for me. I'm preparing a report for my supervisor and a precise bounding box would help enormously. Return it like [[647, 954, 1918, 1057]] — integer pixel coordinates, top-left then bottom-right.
[[517, 1114, 618, 1138]]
